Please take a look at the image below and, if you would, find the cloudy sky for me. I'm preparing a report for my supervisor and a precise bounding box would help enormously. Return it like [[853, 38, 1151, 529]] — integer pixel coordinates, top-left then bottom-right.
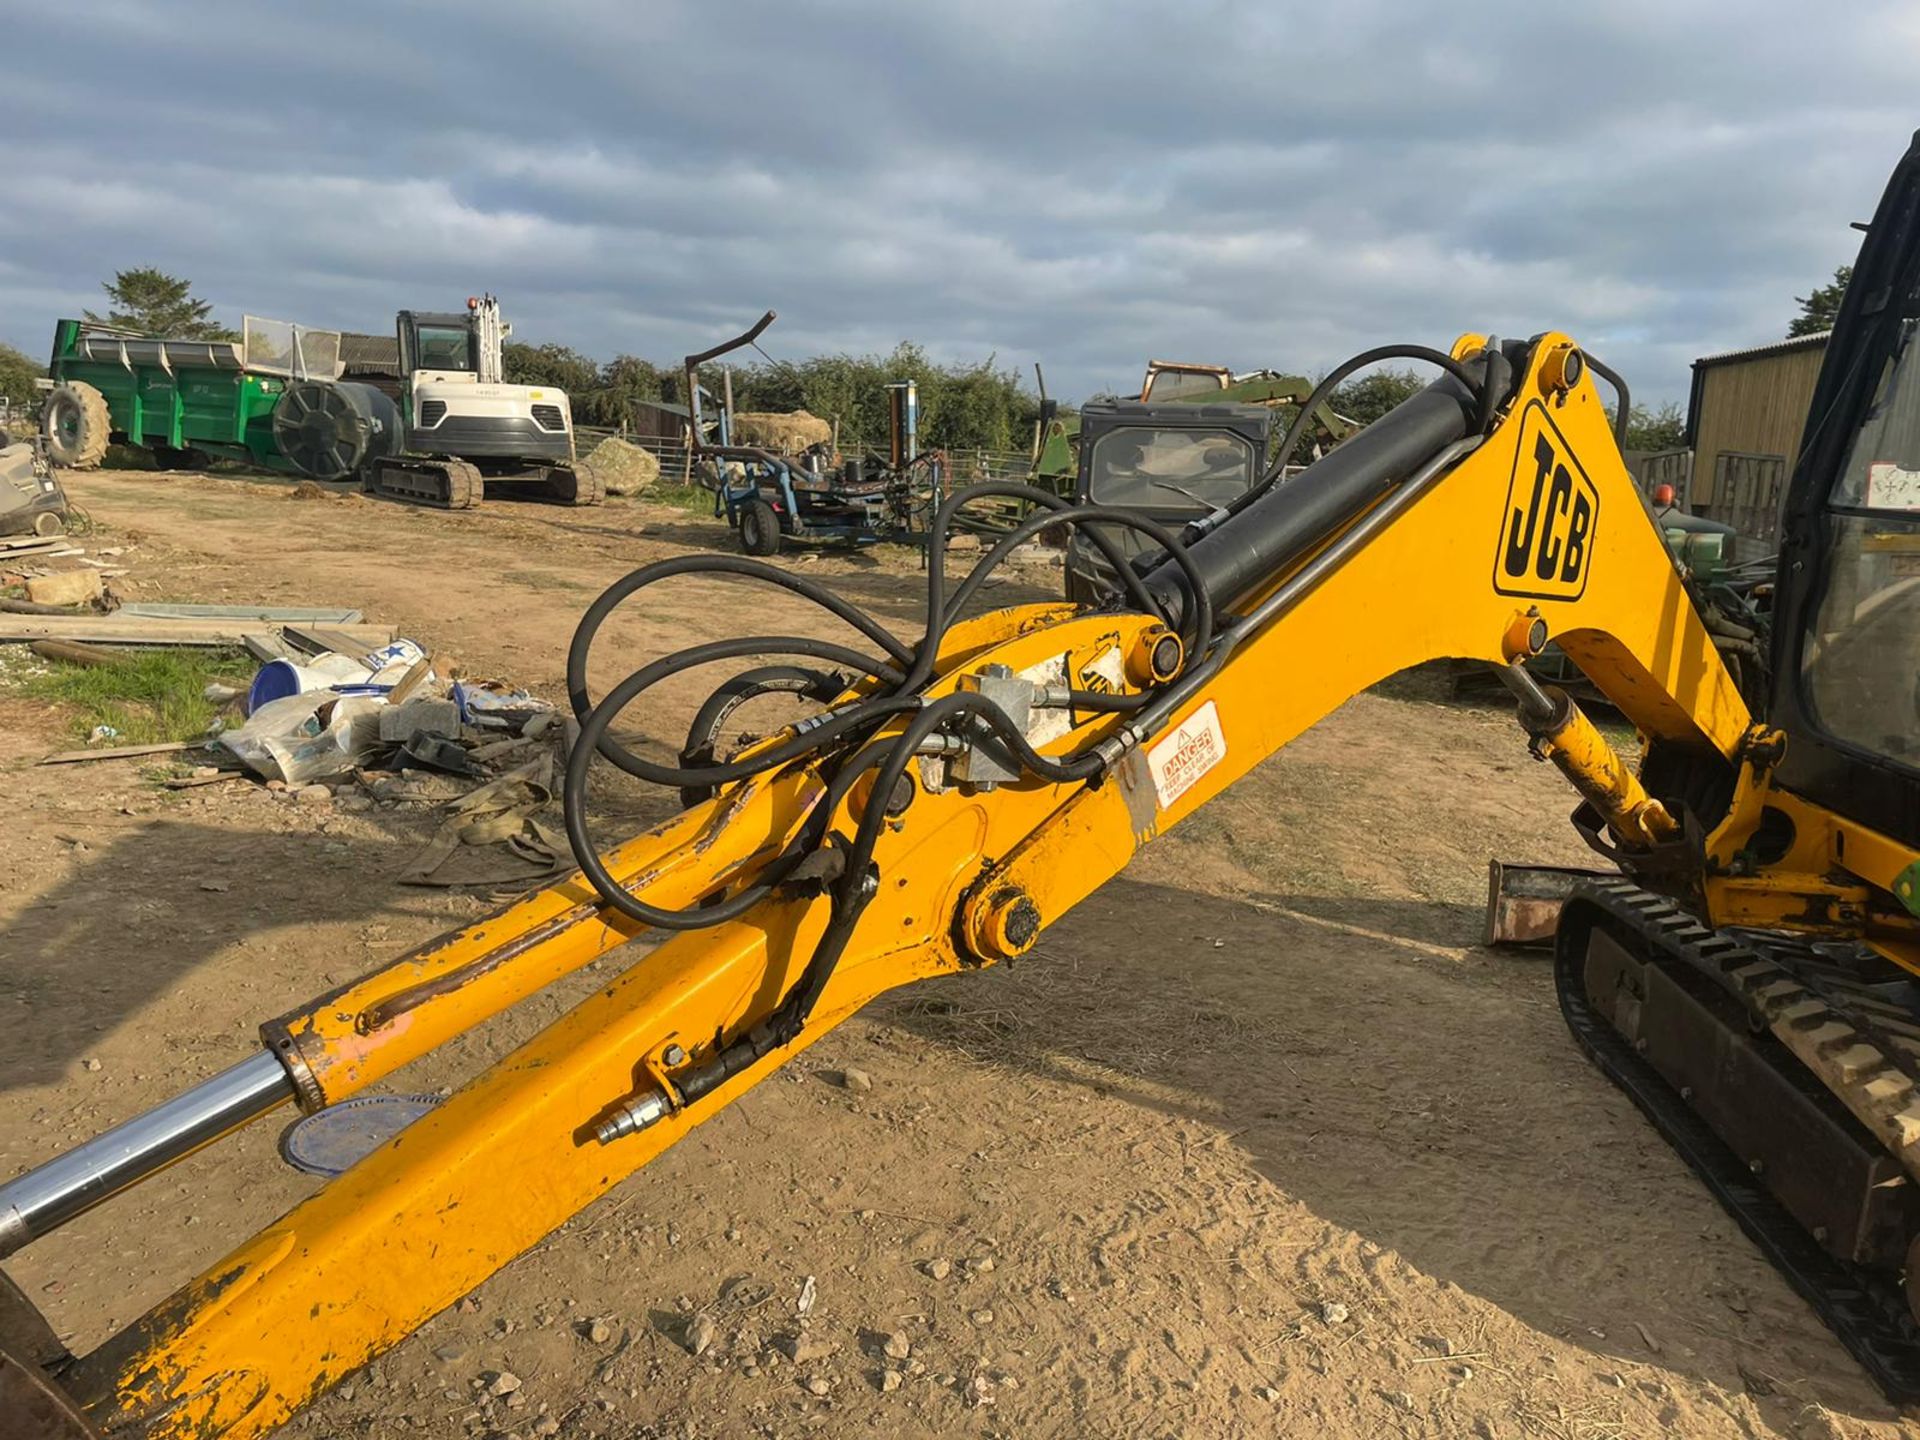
[[4, 1, 1915, 407]]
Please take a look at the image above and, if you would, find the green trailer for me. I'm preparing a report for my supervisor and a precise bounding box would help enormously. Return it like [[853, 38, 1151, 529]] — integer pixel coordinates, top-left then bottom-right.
[[40, 316, 347, 474]]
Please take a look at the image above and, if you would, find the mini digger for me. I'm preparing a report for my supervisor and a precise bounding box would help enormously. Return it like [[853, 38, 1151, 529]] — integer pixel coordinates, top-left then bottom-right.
[[10, 137, 1920, 1436]]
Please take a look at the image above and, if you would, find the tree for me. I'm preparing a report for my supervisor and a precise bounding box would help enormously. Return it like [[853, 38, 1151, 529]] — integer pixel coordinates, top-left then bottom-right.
[[1790, 265, 1851, 337], [1329, 367, 1423, 427], [501, 341, 600, 397], [0, 341, 44, 412], [85, 267, 234, 340], [508, 333, 1042, 451], [1623, 400, 1686, 453]]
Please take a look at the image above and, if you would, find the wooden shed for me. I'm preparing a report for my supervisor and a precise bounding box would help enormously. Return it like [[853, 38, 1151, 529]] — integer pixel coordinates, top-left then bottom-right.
[[1685, 330, 1828, 542]]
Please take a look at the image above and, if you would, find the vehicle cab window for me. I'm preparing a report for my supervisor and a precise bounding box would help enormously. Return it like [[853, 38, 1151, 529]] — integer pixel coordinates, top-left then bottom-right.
[[1804, 316, 1920, 769]]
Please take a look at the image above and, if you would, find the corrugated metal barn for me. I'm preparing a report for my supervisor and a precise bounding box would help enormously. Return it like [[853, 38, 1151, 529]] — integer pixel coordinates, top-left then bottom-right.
[[1685, 330, 1829, 542]]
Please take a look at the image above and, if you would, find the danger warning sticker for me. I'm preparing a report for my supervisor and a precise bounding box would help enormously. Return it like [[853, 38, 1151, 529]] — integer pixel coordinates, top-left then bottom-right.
[[1147, 700, 1227, 809]]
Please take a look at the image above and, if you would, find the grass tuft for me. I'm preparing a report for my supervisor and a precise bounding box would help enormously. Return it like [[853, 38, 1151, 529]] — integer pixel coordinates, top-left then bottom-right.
[[647, 481, 718, 513], [11, 647, 256, 745]]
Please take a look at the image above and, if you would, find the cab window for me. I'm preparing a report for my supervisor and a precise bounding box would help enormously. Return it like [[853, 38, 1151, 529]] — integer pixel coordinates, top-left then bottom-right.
[[415, 325, 473, 371], [1086, 428, 1256, 509], [1803, 317, 1920, 769]]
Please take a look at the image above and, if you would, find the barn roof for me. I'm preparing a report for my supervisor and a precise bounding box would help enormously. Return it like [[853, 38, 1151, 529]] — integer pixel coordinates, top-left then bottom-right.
[[1692, 330, 1830, 370]]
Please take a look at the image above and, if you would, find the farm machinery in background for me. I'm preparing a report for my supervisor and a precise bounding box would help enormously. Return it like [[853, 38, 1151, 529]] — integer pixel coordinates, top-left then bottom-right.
[[38, 297, 600, 510], [1029, 357, 1357, 494], [684, 310, 944, 553]]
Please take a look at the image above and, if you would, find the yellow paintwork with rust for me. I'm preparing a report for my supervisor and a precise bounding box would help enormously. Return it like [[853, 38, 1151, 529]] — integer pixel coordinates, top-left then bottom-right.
[[65, 335, 1913, 1437]]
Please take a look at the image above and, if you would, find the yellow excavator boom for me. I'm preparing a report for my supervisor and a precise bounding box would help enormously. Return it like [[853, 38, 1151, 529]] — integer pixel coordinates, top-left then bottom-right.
[[6, 314, 1917, 1435]]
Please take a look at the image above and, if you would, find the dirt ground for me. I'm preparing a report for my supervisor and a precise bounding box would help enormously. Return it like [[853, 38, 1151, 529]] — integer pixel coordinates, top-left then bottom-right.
[[2, 468, 1913, 1440]]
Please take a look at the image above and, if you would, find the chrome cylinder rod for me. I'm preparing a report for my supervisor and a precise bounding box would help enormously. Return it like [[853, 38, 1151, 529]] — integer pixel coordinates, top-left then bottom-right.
[[0, 1050, 293, 1259]]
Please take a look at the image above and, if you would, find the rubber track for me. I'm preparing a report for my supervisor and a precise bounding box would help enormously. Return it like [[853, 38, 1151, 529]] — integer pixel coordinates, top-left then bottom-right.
[[550, 461, 605, 507], [366, 457, 482, 510], [1556, 878, 1920, 1401]]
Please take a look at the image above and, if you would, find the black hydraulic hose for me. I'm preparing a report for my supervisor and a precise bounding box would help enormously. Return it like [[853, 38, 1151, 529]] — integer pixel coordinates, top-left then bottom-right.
[[775, 688, 1109, 1036], [946, 501, 1215, 662], [577, 635, 907, 790], [567, 552, 917, 742], [914, 483, 1165, 689], [678, 664, 848, 805], [680, 665, 846, 763], [1224, 344, 1489, 526], [557, 474, 1211, 933], [563, 669, 909, 931]]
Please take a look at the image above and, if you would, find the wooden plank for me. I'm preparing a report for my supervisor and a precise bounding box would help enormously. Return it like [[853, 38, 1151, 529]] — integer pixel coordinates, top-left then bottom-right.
[[0, 617, 394, 648], [29, 639, 124, 668], [242, 631, 301, 662], [0, 546, 81, 563], [164, 770, 248, 789], [282, 624, 380, 661], [119, 603, 365, 624], [39, 740, 204, 766]]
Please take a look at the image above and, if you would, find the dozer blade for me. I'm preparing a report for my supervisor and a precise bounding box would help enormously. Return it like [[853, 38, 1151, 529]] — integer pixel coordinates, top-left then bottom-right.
[[1483, 859, 1614, 947]]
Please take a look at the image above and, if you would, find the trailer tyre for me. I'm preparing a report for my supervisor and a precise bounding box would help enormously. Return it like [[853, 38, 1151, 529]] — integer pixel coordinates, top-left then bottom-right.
[[41, 382, 110, 470], [738, 497, 781, 556]]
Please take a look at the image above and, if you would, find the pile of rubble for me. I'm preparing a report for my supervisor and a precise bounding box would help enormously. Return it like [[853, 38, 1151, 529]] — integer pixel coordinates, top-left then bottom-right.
[[216, 639, 574, 887]]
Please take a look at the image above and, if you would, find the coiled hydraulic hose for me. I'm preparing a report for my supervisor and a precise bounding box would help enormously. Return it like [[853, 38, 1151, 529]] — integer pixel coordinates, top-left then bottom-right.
[[561, 483, 1211, 931]]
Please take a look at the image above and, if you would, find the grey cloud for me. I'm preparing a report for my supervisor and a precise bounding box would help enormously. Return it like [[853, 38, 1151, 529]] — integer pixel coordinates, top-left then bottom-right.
[[3, 0, 1914, 406]]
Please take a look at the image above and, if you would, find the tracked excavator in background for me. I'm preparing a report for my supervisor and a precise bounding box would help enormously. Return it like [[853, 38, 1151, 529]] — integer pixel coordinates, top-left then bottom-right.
[[9, 136, 1920, 1438], [299, 295, 603, 510]]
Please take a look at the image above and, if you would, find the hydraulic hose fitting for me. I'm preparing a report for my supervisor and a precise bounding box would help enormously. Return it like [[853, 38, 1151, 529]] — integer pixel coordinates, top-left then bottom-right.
[[964, 885, 1043, 963], [592, 1089, 670, 1145]]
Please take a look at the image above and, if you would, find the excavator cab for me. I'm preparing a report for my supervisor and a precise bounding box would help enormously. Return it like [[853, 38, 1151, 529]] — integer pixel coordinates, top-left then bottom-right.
[[397, 310, 478, 376], [1138, 360, 1233, 401], [1770, 132, 1920, 807]]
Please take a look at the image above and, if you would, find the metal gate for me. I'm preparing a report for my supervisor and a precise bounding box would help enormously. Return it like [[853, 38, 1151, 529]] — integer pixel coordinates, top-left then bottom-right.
[[1703, 450, 1786, 545]]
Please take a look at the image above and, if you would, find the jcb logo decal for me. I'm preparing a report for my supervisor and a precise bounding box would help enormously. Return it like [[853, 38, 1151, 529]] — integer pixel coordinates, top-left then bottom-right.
[[1493, 404, 1598, 601]]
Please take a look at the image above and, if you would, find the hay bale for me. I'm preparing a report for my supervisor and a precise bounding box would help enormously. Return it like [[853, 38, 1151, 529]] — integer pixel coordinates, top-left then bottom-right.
[[730, 409, 832, 453], [581, 436, 662, 496]]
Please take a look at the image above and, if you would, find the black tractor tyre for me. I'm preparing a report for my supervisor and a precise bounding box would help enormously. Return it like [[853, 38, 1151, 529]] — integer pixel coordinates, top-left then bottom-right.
[[41, 382, 110, 470], [738, 497, 781, 556]]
